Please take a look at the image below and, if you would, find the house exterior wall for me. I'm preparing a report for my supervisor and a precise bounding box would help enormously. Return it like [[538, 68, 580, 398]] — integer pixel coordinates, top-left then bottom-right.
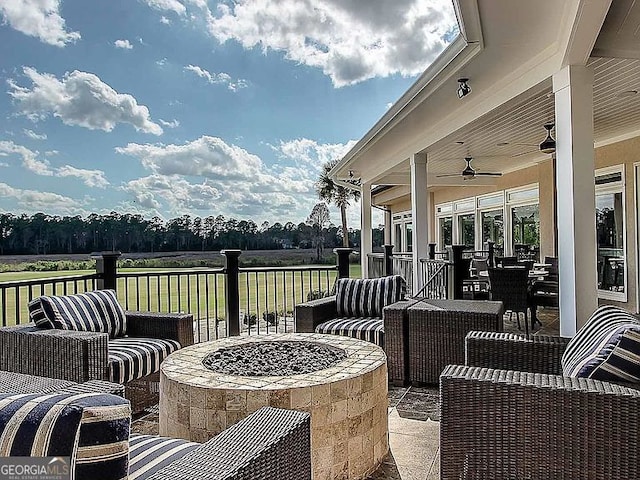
[[373, 136, 640, 313]]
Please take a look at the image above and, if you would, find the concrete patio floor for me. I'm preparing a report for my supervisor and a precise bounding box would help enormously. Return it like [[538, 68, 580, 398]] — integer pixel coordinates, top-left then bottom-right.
[[133, 308, 560, 479]]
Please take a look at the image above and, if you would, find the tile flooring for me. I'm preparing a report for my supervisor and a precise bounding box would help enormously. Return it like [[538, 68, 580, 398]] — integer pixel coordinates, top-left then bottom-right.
[[132, 307, 560, 479]]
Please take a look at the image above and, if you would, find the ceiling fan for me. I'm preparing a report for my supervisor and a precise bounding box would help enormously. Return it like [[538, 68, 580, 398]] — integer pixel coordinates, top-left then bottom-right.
[[437, 157, 502, 180]]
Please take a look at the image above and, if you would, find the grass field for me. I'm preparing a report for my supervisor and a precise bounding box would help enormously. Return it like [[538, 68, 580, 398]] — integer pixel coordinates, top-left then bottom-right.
[[0, 264, 362, 339]]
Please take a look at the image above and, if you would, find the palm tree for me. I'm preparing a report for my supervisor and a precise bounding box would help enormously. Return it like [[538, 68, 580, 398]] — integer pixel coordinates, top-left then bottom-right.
[[315, 159, 360, 247]]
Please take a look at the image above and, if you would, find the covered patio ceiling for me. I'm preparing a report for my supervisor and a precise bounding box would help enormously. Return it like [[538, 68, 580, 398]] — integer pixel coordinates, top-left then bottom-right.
[[337, 0, 640, 191], [373, 56, 640, 189]]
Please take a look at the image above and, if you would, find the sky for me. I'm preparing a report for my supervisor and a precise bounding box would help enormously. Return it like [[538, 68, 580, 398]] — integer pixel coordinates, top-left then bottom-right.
[[0, 0, 458, 228]]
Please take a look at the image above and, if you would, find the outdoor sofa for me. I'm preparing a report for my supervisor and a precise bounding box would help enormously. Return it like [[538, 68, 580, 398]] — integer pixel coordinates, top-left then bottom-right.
[[440, 304, 640, 479], [295, 274, 406, 347], [0, 388, 311, 480], [0, 289, 194, 411]]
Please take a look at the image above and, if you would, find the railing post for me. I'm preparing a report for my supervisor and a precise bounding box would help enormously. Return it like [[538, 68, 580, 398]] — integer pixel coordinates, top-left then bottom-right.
[[334, 248, 352, 278], [91, 251, 121, 291], [383, 245, 394, 276], [487, 240, 495, 267], [447, 245, 468, 300], [428, 243, 436, 260], [222, 249, 241, 336]]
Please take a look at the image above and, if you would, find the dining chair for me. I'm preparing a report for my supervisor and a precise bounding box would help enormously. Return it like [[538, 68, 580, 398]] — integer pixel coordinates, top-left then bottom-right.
[[487, 266, 532, 335], [494, 256, 518, 268]]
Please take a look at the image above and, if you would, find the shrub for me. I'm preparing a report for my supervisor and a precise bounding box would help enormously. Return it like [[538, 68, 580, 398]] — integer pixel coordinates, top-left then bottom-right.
[[306, 289, 328, 301], [262, 311, 277, 326], [242, 313, 257, 326]]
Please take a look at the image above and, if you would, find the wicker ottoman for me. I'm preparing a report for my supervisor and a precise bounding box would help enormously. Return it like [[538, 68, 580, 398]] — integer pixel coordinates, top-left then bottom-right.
[[384, 300, 504, 385]]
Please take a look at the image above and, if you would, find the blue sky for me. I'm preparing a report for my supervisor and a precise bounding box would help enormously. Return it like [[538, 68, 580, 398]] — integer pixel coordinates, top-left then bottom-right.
[[0, 0, 457, 227]]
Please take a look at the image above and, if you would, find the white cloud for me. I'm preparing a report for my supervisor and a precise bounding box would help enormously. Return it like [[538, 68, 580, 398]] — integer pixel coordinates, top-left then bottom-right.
[[0, 0, 80, 47], [159, 118, 180, 128], [23, 128, 47, 140], [0, 181, 87, 215], [57, 165, 109, 188], [184, 64, 247, 91], [139, 0, 186, 15], [156, 57, 168, 66], [117, 135, 311, 218], [0, 140, 109, 188], [0, 140, 53, 175], [8, 67, 163, 135], [114, 39, 133, 49], [206, 0, 457, 87], [160, 15, 170, 24], [273, 138, 356, 169]]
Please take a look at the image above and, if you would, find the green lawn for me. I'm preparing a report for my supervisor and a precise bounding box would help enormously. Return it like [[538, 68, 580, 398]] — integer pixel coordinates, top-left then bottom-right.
[[0, 265, 362, 336]]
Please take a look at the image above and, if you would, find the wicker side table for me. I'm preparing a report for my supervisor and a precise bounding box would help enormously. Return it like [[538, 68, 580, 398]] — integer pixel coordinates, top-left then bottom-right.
[[383, 300, 414, 385], [407, 299, 504, 384]]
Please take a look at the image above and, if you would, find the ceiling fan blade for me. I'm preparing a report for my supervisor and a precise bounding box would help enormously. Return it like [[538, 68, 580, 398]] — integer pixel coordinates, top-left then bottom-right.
[[511, 149, 539, 157], [436, 173, 463, 178], [475, 172, 502, 176]]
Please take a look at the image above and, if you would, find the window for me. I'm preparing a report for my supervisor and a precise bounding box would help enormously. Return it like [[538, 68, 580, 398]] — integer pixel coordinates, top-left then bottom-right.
[[511, 204, 539, 246], [595, 168, 625, 300], [439, 216, 452, 248], [392, 211, 412, 253], [458, 214, 475, 247], [481, 209, 504, 247]]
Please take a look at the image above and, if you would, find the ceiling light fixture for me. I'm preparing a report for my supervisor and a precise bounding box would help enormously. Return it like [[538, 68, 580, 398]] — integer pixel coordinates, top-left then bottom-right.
[[457, 78, 471, 99], [539, 123, 556, 154]]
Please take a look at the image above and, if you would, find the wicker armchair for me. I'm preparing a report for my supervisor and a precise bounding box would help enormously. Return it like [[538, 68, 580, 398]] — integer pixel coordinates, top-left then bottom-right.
[[0, 310, 194, 411], [440, 331, 640, 479], [0, 388, 311, 480]]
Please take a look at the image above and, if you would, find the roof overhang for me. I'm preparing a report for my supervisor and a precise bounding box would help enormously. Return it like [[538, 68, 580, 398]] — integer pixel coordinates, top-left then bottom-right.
[[332, 0, 618, 193]]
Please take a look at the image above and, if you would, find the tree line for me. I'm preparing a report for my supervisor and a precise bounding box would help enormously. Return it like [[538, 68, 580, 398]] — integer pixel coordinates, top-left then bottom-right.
[[0, 211, 383, 256]]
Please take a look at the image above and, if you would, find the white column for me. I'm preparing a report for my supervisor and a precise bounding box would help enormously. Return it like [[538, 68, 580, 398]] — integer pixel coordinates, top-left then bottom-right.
[[384, 208, 392, 245], [553, 65, 598, 336], [411, 153, 429, 294], [360, 181, 373, 278]]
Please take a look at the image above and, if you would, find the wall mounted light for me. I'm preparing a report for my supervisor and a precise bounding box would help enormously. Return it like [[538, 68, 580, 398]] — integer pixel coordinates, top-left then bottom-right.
[[457, 78, 471, 98], [539, 123, 556, 154]]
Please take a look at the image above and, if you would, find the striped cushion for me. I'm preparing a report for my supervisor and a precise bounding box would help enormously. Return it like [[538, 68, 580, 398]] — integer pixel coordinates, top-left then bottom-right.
[[316, 317, 384, 347], [30, 290, 126, 338], [128, 434, 199, 480], [0, 392, 130, 480], [108, 337, 181, 384], [335, 275, 406, 318], [562, 305, 640, 382]]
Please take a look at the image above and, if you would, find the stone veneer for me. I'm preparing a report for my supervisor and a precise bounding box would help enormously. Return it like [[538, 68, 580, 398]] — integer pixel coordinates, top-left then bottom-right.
[[159, 333, 388, 480]]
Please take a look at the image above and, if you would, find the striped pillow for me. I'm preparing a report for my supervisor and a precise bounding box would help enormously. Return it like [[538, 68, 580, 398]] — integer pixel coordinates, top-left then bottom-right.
[[335, 275, 406, 318], [31, 290, 127, 338], [562, 305, 640, 382], [0, 392, 131, 480]]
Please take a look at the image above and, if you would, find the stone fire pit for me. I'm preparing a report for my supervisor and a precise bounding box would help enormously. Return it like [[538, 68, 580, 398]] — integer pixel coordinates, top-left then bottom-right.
[[159, 333, 388, 480]]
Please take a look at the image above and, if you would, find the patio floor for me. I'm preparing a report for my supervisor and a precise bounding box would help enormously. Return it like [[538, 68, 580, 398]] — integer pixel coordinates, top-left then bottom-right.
[[132, 307, 560, 479]]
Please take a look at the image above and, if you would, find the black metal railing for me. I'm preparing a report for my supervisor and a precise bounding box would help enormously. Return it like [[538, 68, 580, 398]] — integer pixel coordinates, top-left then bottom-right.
[[417, 259, 450, 299], [0, 273, 99, 326], [0, 249, 352, 340]]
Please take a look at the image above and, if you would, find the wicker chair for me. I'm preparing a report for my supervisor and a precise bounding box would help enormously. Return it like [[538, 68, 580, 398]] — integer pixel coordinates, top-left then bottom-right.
[[295, 275, 406, 347], [440, 330, 640, 479], [0, 389, 311, 480], [487, 266, 532, 334], [0, 309, 194, 412]]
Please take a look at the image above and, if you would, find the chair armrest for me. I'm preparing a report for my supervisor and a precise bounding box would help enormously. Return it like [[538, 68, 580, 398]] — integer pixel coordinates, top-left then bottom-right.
[[0, 324, 109, 383], [440, 365, 640, 479], [147, 407, 311, 480], [465, 330, 570, 374], [125, 312, 194, 347], [295, 296, 338, 332]]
